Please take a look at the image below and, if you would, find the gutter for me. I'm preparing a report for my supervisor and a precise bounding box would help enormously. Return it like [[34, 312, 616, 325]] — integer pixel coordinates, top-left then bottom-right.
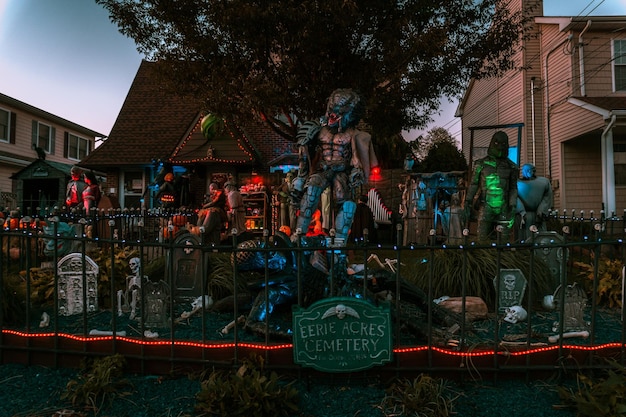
[[601, 114, 617, 214], [578, 20, 592, 96]]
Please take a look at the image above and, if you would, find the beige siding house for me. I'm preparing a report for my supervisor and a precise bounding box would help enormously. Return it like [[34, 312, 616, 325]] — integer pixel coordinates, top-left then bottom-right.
[[458, 0, 626, 215], [0, 93, 105, 213]]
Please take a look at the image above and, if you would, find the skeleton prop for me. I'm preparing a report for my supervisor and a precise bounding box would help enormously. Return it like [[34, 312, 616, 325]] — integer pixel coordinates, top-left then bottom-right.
[[548, 330, 589, 343], [503, 305, 527, 324], [39, 312, 50, 328], [220, 315, 246, 335], [177, 295, 214, 322], [117, 257, 145, 319], [89, 329, 127, 336]]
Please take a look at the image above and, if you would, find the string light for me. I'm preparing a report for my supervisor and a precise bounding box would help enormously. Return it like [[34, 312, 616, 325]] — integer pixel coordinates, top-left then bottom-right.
[[169, 116, 255, 164], [4, 329, 624, 358]]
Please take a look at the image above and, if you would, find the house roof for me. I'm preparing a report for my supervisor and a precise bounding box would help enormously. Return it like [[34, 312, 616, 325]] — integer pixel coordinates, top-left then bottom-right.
[[10, 159, 73, 180], [80, 60, 204, 168], [568, 96, 626, 118], [0, 93, 106, 138], [80, 60, 262, 169]]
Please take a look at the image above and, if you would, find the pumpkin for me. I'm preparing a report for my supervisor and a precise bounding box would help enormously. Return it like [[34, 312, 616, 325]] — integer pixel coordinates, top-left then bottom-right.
[[163, 225, 179, 239], [171, 215, 187, 227]]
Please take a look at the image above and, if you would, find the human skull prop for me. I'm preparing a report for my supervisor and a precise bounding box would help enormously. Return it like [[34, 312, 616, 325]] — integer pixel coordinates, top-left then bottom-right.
[[129, 257, 140, 275], [335, 304, 347, 319], [503, 305, 527, 324]]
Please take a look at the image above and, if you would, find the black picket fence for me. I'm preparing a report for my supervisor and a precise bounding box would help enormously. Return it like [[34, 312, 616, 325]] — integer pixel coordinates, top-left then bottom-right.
[[1, 208, 626, 379]]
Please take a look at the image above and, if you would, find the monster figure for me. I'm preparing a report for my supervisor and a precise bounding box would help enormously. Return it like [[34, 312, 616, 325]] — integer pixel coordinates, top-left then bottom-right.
[[42, 221, 80, 258], [290, 89, 377, 242], [516, 163, 553, 241], [465, 131, 518, 242]]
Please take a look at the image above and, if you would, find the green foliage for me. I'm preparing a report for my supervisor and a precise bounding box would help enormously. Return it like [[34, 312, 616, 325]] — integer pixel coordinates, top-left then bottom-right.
[[558, 359, 626, 416], [378, 374, 456, 417], [1, 272, 26, 325], [195, 357, 299, 417], [61, 354, 133, 414], [419, 138, 468, 173], [403, 248, 554, 308], [97, 0, 530, 140], [87, 247, 138, 309], [573, 256, 624, 308], [207, 253, 263, 300]]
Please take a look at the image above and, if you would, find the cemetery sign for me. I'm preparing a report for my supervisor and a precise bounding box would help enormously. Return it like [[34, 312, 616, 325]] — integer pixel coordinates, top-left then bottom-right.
[[292, 297, 392, 373]]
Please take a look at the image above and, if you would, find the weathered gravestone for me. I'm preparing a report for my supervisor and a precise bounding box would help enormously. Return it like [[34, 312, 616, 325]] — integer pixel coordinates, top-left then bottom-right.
[[166, 232, 207, 301], [143, 279, 170, 328], [292, 297, 392, 373], [493, 269, 527, 313], [57, 253, 98, 316]]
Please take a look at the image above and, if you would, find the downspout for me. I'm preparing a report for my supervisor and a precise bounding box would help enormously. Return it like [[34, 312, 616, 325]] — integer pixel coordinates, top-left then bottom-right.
[[579, 20, 592, 96], [530, 77, 536, 166], [544, 34, 573, 179], [601, 114, 617, 214]]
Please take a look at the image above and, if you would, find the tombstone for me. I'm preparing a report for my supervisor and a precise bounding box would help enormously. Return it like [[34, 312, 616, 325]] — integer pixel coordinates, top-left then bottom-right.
[[493, 269, 527, 312], [529, 231, 567, 291], [166, 232, 207, 301], [57, 253, 99, 316], [553, 283, 588, 332], [143, 279, 170, 328]]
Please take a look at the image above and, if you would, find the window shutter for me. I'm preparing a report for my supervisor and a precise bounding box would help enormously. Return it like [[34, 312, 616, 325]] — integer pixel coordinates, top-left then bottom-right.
[[32, 120, 38, 147], [50, 126, 56, 155], [9, 112, 16, 144], [64, 132, 69, 158]]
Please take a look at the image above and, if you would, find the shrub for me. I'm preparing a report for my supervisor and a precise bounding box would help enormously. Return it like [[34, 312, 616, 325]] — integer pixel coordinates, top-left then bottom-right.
[[378, 374, 456, 417]]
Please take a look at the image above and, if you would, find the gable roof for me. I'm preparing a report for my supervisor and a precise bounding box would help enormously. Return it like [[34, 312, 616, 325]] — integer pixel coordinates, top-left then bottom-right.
[[80, 60, 204, 168], [568, 96, 626, 118]]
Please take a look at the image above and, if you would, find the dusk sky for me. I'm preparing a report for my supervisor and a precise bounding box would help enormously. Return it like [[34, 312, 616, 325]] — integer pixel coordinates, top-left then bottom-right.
[[0, 0, 624, 141]]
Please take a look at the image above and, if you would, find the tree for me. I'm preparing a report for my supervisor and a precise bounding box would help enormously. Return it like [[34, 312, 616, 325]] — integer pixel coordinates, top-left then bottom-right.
[[414, 127, 468, 173], [97, 0, 532, 142]]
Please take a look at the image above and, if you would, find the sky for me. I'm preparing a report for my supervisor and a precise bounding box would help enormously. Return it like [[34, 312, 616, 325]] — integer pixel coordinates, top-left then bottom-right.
[[0, 0, 624, 142]]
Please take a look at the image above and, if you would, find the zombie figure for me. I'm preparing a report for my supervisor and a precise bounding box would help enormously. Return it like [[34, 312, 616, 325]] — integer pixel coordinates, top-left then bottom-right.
[[82, 171, 101, 211], [465, 131, 518, 242], [224, 181, 247, 237], [290, 88, 377, 242], [516, 163, 553, 241], [65, 166, 86, 209]]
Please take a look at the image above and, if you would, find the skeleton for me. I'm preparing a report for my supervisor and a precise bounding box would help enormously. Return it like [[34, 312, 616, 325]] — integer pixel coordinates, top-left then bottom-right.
[[503, 305, 527, 324], [177, 295, 214, 322], [117, 257, 146, 319]]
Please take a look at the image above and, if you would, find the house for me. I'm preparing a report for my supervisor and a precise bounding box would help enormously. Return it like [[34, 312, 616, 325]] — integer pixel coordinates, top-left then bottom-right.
[[457, 0, 626, 214], [80, 60, 298, 210], [0, 93, 105, 214]]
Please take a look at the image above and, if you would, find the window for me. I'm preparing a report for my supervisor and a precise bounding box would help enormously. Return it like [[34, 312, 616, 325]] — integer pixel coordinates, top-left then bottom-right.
[[32, 121, 54, 153], [614, 39, 626, 92], [67, 133, 90, 160], [0, 108, 9, 142]]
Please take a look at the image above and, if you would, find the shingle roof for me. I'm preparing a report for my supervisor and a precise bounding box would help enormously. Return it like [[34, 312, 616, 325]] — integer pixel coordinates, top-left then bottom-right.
[[80, 60, 203, 168]]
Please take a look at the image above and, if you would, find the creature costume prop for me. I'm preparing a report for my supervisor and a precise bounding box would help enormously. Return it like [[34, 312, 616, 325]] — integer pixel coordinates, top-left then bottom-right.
[[465, 131, 518, 242]]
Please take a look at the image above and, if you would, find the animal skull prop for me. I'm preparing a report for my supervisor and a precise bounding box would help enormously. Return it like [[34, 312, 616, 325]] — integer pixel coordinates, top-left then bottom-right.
[[503, 305, 528, 324]]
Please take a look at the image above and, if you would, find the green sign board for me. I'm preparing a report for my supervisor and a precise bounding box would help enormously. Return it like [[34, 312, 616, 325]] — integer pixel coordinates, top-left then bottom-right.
[[292, 297, 393, 373]]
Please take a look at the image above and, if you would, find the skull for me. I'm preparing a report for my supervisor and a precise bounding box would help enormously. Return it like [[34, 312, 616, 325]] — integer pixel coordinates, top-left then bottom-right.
[[129, 258, 141, 275], [503, 274, 516, 291], [335, 304, 347, 320], [503, 305, 528, 324]]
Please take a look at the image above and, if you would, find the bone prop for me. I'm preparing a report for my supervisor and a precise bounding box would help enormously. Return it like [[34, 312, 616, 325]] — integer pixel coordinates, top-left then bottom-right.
[[548, 330, 589, 343], [89, 330, 127, 337], [39, 312, 50, 328], [221, 315, 246, 335]]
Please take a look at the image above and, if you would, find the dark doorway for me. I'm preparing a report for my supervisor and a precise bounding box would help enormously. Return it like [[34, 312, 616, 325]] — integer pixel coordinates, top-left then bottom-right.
[[22, 178, 60, 217]]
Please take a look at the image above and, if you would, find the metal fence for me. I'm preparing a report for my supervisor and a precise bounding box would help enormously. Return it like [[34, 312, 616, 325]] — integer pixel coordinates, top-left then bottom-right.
[[1, 209, 625, 379]]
